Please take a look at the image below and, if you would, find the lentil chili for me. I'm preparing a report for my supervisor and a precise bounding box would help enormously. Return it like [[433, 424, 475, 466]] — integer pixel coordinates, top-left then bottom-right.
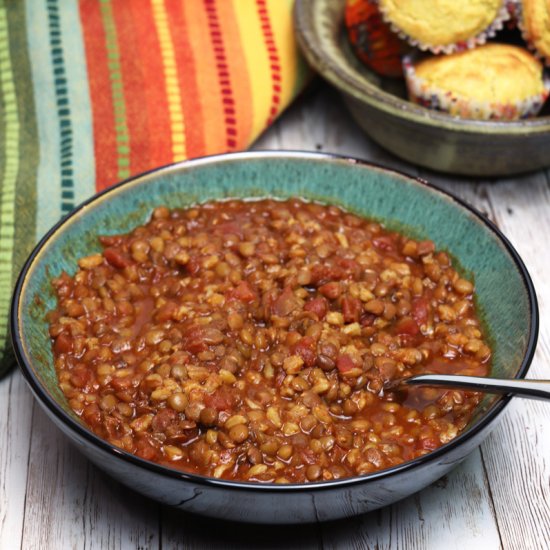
[[48, 198, 491, 483]]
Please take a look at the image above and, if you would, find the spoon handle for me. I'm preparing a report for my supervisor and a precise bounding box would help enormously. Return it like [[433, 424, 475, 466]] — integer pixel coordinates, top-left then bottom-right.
[[403, 374, 550, 402]]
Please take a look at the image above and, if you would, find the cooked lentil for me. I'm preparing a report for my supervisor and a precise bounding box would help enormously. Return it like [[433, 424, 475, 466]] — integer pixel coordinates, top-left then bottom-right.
[[49, 198, 491, 483]]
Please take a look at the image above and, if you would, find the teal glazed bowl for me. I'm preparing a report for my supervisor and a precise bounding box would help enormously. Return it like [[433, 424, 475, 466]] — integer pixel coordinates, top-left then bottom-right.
[[11, 152, 538, 523], [294, 0, 550, 177]]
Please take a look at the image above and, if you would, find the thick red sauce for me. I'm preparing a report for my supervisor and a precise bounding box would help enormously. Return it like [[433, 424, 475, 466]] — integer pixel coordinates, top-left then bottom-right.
[[49, 199, 490, 482]]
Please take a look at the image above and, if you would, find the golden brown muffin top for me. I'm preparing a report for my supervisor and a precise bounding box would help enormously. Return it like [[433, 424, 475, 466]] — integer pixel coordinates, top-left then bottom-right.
[[521, 0, 550, 63], [379, 0, 503, 47], [413, 43, 546, 102]]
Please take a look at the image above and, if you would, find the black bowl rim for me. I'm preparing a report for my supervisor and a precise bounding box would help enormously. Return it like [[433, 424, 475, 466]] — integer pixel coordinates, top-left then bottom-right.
[[11, 150, 539, 493], [294, 0, 550, 135]]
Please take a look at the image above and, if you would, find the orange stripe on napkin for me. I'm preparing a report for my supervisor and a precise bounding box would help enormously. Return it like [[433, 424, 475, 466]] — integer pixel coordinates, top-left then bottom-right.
[[80, 0, 118, 191], [183, 0, 226, 156], [232, 1, 271, 140], [111, 1, 152, 177], [267, 0, 299, 116], [165, 0, 206, 159], [79, 0, 309, 192], [128, 0, 174, 172], [151, 0, 187, 161], [215, 0, 254, 150]]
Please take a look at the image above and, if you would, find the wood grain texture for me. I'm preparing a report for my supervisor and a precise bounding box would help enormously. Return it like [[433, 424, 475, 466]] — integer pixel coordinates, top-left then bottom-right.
[[2, 82, 549, 549], [21, 389, 160, 550], [0, 371, 33, 550], [317, 451, 501, 550]]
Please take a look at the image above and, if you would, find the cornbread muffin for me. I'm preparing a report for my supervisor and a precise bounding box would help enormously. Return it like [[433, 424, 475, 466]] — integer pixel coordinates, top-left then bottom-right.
[[378, 0, 510, 53], [519, 0, 550, 65], [404, 43, 549, 120], [345, 0, 408, 77]]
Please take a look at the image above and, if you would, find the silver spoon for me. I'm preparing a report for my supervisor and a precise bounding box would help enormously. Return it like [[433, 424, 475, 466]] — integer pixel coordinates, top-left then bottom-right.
[[386, 374, 550, 401]]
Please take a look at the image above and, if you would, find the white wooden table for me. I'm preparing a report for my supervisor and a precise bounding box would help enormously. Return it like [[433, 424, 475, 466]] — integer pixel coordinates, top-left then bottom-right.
[[2, 83, 550, 549]]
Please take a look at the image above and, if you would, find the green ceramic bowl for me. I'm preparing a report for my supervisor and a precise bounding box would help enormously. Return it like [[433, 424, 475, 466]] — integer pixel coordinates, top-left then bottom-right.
[[11, 152, 538, 522], [294, 0, 550, 177]]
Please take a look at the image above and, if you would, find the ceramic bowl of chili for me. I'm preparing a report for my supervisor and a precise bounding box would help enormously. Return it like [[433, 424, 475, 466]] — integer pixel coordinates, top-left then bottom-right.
[[11, 151, 538, 523], [294, 0, 550, 177]]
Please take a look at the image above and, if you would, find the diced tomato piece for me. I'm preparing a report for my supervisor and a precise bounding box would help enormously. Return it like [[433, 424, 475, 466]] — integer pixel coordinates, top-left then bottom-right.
[[103, 247, 132, 269], [310, 264, 344, 285], [184, 326, 225, 354], [111, 375, 135, 391], [300, 447, 318, 465], [309, 265, 326, 285], [204, 387, 234, 411], [187, 340, 206, 355], [336, 258, 361, 278], [326, 265, 345, 281], [154, 301, 178, 323], [272, 287, 300, 316], [82, 403, 102, 428], [104, 416, 124, 439], [303, 296, 328, 319], [151, 408, 177, 432], [54, 332, 73, 354], [337, 354, 357, 373], [186, 256, 201, 276], [412, 297, 429, 325], [291, 336, 317, 368], [395, 317, 420, 336], [341, 296, 361, 323], [135, 437, 159, 461], [372, 236, 395, 252], [226, 281, 256, 304], [361, 313, 376, 327], [319, 282, 341, 299], [234, 281, 256, 302], [213, 221, 242, 237], [168, 351, 190, 366], [70, 365, 92, 389]]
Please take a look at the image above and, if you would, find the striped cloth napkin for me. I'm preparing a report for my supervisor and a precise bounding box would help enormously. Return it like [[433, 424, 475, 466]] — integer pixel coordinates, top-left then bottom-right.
[[0, 0, 309, 377]]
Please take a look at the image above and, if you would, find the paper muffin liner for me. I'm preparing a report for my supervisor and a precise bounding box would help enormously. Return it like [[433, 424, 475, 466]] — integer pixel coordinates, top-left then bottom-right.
[[403, 52, 550, 120], [516, 0, 550, 67], [376, 0, 512, 55], [505, 0, 520, 26]]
